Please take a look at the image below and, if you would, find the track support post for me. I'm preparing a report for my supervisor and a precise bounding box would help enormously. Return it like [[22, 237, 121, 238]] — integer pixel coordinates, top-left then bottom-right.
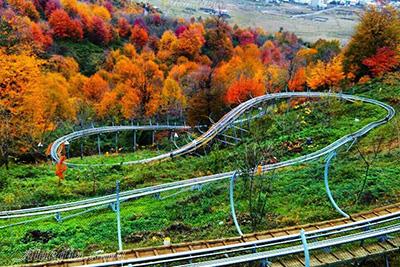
[[300, 229, 310, 267], [97, 135, 101, 155], [385, 255, 390, 267], [133, 130, 137, 151], [260, 258, 271, 267], [54, 212, 62, 223], [115, 131, 118, 151], [324, 151, 350, 218], [115, 180, 123, 252], [230, 171, 243, 236]]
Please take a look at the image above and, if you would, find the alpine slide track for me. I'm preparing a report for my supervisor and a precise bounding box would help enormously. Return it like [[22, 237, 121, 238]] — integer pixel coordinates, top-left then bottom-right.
[[1, 92, 399, 267]]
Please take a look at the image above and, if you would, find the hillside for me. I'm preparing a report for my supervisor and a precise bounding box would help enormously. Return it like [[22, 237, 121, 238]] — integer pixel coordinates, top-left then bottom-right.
[[0, 80, 400, 265], [1, 0, 400, 265]]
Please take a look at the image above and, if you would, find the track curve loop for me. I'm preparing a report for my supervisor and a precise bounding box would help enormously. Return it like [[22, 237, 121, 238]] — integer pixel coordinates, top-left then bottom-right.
[[2, 92, 394, 219], [50, 92, 395, 168]]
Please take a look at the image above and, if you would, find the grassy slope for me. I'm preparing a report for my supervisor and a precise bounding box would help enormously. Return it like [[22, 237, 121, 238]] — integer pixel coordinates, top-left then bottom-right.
[[0, 81, 400, 265]]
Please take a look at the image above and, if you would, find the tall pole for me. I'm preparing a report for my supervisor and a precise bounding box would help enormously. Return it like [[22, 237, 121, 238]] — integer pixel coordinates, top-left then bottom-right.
[[324, 151, 349, 218], [300, 229, 310, 267], [133, 130, 137, 151], [230, 171, 243, 236], [116, 180, 123, 251], [97, 135, 101, 155], [115, 132, 118, 152]]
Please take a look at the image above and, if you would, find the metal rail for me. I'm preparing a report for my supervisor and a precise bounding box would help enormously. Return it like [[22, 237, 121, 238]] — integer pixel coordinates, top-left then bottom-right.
[[17, 203, 400, 266], [177, 224, 400, 267], [50, 125, 192, 167], [1, 92, 395, 219], [80, 209, 400, 266]]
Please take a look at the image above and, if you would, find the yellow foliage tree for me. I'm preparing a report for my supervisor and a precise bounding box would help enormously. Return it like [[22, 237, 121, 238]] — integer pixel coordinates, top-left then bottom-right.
[[159, 77, 186, 115], [92, 5, 111, 21], [0, 51, 76, 163], [307, 55, 345, 91], [26, 72, 76, 134]]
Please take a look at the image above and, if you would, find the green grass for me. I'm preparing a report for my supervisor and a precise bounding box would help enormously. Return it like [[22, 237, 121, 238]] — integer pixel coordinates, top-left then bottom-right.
[[67, 149, 164, 165], [0, 80, 400, 265]]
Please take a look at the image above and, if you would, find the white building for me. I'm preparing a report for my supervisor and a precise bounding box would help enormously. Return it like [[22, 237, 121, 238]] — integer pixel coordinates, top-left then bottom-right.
[[311, 0, 327, 8], [294, 0, 312, 5]]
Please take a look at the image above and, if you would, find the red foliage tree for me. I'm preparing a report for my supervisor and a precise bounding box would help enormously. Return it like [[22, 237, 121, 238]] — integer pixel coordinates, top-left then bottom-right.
[[88, 16, 111, 45], [362, 47, 399, 77], [261, 41, 284, 66], [117, 17, 130, 38], [130, 25, 149, 49], [30, 22, 53, 50], [152, 14, 162, 26], [236, 29, 255, 46], [48, 9, 83, 40], [104, 1, 113, 13], [44, 0, 60, 18], [175, 25, 188, 37]]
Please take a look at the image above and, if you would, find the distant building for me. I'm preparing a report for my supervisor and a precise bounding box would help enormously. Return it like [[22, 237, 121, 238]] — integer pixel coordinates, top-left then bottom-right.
[[294, 0, 312, 5], [311, 0, 328, 8], [359, 0, 375, 5]]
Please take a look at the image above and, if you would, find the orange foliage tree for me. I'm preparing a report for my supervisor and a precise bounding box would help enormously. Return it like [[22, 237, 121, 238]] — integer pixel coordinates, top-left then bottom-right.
[[0, 51, 43, 160], [8, 0, 40, 21], [55, 155, 68, 182], [225, 77, 264, 104], [157, 30, 179, 64], [288, 67, 306, 91], [97, 45, 165, 119], [213, 44, 266, 94], [177, 23, 205, 59], [82, 73, 110, 103], [96, 91, 121, 119], [25, 72, 76, 135]]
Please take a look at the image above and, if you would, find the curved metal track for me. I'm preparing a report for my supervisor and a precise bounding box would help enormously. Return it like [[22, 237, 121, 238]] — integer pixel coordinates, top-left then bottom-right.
[[1, 92, 395, 220], [50, 125, 193, 167], [21, 203, 400, 266]]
